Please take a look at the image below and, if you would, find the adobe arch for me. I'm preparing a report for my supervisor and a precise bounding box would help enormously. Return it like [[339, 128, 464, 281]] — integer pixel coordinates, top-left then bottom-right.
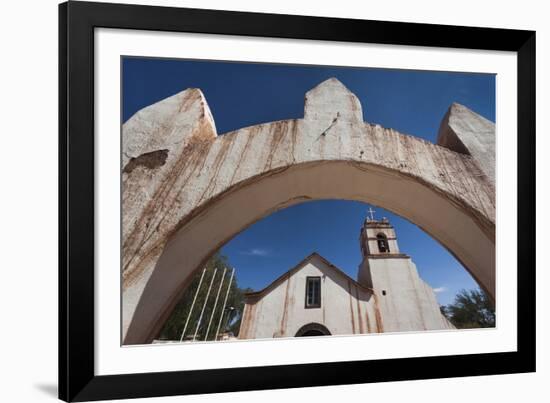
[[122, 78, 495, 344]]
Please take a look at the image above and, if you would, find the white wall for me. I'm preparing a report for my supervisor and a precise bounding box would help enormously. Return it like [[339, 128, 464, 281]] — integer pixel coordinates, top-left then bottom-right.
[[364, 257, 453, 332], [240, 255, 378, 339], [0, 1, 547, 403], [241, 254, 449, 339]]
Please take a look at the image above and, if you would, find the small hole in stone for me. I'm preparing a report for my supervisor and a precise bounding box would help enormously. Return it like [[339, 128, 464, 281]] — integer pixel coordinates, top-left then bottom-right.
[[382, 290, 387, 296], [123, 149, 169, 174]]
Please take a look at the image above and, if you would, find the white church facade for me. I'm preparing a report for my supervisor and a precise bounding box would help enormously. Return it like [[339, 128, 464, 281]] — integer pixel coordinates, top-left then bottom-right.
[[238, 214, 454, 339]]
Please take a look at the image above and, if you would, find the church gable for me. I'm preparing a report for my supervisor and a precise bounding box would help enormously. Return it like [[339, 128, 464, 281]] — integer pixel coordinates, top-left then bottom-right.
[[240, 253, 378, 339], [243, 252, 372, 303]]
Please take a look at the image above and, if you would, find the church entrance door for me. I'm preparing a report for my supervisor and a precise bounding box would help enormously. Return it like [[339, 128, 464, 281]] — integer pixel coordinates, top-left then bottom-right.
[[295, 323, 331, 337]]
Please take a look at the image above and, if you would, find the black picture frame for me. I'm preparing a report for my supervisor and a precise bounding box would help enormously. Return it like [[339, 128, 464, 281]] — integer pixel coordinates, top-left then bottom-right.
[[59, 1, 536, 401]]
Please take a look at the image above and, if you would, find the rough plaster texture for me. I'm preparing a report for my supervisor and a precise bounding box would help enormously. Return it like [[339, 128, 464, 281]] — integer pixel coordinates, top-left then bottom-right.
[[358, 258, 453, 332], [437, 102, 496, 184], [121, 78, 495, 344]]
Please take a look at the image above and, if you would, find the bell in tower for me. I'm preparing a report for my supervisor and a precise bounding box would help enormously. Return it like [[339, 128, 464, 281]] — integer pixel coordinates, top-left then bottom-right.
[[359, 207, 401, 258]]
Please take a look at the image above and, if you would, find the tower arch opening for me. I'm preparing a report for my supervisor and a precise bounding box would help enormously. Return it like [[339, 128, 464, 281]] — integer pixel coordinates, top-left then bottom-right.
[[377, 233, 390, 253]]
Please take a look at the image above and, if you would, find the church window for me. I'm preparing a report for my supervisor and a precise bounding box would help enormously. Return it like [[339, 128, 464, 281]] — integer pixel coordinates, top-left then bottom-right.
[[377, 233, 390, 253], [305, 277, 321, 308]]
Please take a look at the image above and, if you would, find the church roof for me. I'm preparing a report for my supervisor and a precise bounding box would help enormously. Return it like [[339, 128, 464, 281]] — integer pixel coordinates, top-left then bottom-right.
[[243, 252, 373, 299]]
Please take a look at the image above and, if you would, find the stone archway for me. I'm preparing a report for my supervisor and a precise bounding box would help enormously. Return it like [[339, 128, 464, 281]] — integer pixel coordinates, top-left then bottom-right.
[[295, 323, 332, 337], [122, 78, 495, 344]]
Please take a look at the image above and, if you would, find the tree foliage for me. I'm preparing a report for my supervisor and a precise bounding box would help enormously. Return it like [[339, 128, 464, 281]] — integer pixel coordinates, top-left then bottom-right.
[[159, 253, 249, 341], [441, 288, 495, 329]]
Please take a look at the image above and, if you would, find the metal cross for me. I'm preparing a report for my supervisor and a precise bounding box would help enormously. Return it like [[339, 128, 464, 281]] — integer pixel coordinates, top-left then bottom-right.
[[367, 207, 376, 221]]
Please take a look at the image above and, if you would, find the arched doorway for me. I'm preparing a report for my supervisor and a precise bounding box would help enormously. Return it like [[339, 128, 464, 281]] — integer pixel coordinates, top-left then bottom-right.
[[295, 323, 332, 337]]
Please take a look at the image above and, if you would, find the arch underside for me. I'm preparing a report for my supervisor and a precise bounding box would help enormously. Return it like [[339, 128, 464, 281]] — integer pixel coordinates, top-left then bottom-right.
[[123, 158, 495, 344]]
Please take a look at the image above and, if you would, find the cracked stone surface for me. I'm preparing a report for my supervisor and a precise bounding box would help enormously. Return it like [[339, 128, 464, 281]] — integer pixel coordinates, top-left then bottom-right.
[[121, 78, 495, 344]]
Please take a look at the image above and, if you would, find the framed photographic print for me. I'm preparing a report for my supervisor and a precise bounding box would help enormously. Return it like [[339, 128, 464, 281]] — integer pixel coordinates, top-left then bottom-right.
[[59, 1, 536, 401]]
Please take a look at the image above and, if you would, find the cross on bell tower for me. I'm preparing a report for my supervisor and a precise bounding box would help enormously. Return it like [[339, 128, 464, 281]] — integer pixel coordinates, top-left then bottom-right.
[[367, 207, 376, 221]]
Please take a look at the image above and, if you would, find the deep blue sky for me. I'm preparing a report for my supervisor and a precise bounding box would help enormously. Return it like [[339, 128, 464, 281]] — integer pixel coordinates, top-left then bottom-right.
[[123, 57, 495, 305]]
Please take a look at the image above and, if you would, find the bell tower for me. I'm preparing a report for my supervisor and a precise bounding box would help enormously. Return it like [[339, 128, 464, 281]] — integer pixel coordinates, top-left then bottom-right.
[[357, 207, 408, 288], [359, 207, 401, 258], [356, 206, 453, 332]]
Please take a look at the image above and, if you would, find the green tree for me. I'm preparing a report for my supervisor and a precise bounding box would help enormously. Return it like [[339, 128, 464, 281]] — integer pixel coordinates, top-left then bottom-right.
[[442, 288, 495, 329], [159, 253, 248, 341]]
